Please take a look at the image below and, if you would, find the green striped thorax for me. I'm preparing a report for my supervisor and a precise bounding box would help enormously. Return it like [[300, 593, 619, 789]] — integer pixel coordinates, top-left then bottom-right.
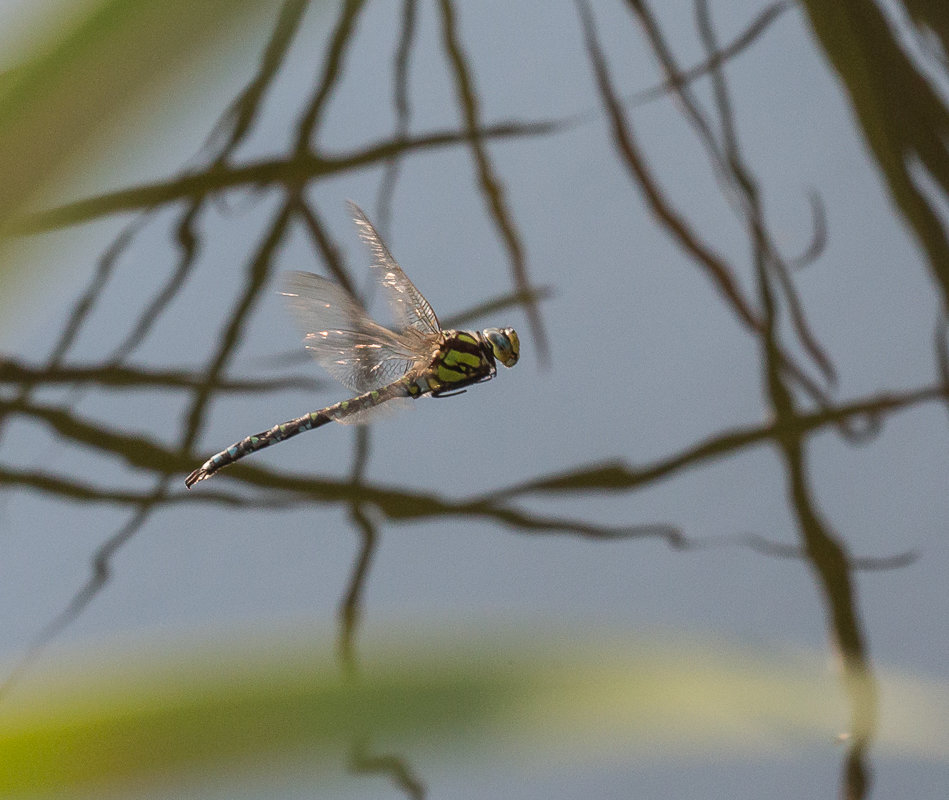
[[482, 327, 520, 367], [426, 327, 520, 396]]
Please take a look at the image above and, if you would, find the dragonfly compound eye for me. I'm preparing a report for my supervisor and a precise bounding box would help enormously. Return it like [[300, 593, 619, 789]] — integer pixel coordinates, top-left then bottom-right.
[[484, 328, 520, 368]]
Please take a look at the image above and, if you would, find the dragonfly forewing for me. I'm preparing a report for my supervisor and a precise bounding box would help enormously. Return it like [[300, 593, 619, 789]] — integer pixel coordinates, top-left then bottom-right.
[[349, 202, 441, 337]]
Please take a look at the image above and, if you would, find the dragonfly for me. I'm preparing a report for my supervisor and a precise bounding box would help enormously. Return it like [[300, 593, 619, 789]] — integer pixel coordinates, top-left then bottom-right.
[[185, 203, 520, 488]]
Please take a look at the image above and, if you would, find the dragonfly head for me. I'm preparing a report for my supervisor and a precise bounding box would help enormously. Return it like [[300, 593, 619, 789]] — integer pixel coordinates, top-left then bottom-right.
[[482, 327, 520, 368]]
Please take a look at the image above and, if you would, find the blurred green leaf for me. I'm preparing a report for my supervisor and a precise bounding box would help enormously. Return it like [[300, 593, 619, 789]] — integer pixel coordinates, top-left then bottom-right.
[[0, 629, 947, 796], [0, 0, 263, 240]]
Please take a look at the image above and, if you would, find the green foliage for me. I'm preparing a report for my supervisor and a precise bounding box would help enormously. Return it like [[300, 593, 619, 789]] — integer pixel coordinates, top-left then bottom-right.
[[0, 0, 262, 239], [1, 631, 946, 796]]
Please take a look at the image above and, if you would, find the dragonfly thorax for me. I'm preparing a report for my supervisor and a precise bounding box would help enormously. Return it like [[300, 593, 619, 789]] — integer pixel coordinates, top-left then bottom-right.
[[424, 328, 515, 396]]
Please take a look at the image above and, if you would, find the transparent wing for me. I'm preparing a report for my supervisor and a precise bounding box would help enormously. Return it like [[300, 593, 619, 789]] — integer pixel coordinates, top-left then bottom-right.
[[282, 271, 436, 393], [349, 201, 441, 336]]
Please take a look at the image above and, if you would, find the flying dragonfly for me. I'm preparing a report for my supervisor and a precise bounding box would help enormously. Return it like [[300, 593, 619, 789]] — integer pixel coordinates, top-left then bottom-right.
[[185, 203, 520, 487]]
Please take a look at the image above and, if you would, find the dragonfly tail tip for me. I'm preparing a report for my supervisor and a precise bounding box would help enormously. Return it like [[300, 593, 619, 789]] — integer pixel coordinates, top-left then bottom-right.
[[184, 469, 206, 489]]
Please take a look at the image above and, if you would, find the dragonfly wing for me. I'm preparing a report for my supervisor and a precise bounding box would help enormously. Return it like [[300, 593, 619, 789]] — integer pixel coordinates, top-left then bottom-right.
[[282, 271, 434, 393], [349, 202, 442, 336]]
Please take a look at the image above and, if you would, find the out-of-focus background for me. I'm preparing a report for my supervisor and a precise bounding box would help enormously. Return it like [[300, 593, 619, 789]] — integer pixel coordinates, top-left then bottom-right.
[[1, 1, 947, 798]]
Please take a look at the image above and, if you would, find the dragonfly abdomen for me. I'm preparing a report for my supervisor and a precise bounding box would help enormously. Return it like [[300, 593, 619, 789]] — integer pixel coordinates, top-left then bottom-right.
[[184, 380, 417, 487]]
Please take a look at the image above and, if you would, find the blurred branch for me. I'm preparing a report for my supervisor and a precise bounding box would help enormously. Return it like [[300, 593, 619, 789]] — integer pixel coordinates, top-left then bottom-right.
[[694, 3, 834, 382], [0, 460, 916, 577], [577, 4, 766, 350], [6, 380, 947, 522], [340, 427, 427, 800], [339, 429, 375, 679], [0, 502, 161, 701], [205, 0, 311, 162], [732, 533, 916, 571], [900, 0, 949, 67], [437, 0, 550, 364], [790, 190, 828, 269], [625, 0, 835, 386], [101, 0, 314, 366], [622, 1, 792, 107], [441, 284, 554, 329], [799, 0, 949, 313], [1, 397, 184, 473], [592, 5, 834, 404], [182, 206, 294, 441], [0, 462, 686, 547], [0, 358, 323, 392], [689, 2, 880, 790], [8, 122, 558, 236], [297, 0, 368, 145], [350, 740, 426, 800], [0, 217, 142, 448], [376, 0, 419, 234], [487, 382, 948, 499], [756, 235, 877, 800]]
